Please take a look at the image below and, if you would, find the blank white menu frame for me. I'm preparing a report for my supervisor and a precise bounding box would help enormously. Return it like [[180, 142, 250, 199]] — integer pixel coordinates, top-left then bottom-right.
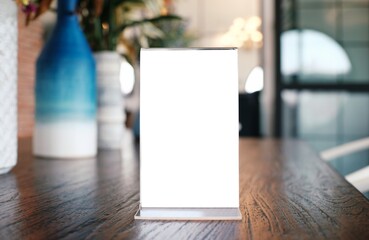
[[136, 48, 241, 220]]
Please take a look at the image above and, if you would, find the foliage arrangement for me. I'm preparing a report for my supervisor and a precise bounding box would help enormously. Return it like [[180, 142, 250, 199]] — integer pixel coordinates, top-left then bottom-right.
[[115, 1, 194, 64], [16, 0, 187, 63], [78, 0, 181, 52]]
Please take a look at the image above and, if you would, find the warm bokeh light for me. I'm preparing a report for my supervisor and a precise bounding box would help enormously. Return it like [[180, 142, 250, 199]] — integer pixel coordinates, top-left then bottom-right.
[[120, 60, 135, 95], [221, 16, 263, 49]]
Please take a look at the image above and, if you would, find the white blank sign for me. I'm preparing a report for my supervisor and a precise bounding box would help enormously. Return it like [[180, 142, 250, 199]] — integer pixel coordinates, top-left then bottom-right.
[[138, 48, 240, 220]]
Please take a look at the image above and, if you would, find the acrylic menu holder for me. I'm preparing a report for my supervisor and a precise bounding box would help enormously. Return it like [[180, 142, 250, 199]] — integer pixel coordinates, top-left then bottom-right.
[[136, 48, 241, 220]]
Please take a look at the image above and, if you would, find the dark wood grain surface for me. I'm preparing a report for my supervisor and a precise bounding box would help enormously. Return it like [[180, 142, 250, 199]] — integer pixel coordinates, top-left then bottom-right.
[[1, 138, 369, 239]]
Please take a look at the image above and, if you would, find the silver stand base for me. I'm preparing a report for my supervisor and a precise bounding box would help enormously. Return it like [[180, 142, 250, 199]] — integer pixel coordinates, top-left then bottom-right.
[[134, 207, 242, 220]]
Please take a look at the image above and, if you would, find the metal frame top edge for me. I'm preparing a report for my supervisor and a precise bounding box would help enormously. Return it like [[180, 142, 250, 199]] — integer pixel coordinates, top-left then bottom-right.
[[141, 47, 238, 51]]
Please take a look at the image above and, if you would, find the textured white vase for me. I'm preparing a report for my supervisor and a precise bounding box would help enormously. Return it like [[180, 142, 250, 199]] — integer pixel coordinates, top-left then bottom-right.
[[94, 51, 125, 149], [0, 0, 17, 174]]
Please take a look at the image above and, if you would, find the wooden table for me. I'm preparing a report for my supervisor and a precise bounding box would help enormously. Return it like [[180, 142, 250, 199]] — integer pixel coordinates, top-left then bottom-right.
[[1, 138, 369, 239]]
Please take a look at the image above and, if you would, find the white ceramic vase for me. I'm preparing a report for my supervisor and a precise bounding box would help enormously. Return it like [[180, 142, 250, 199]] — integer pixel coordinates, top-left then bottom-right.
[[94, 51, 125, 149], [0, 0, 17, 174]]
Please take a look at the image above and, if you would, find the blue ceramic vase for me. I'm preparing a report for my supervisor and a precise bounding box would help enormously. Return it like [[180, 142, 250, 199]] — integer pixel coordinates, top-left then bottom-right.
[[33, 0, 97, 158]]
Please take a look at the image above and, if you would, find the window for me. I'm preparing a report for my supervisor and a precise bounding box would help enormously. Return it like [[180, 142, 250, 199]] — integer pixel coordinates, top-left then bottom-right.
[[276, 0, 369, 194]]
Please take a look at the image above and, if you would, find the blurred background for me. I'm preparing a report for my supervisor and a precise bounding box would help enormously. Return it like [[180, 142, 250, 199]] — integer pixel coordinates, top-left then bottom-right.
[[17, 0, 369, 193]]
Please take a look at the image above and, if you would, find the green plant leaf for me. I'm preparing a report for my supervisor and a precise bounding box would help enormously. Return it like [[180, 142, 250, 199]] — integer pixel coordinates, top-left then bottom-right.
[[113, 0, 145, 7], [113, 14, 182, 35]]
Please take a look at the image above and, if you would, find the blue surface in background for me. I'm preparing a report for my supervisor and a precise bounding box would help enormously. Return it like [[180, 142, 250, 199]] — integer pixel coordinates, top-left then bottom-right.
[[35, 0, 96, 122]]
